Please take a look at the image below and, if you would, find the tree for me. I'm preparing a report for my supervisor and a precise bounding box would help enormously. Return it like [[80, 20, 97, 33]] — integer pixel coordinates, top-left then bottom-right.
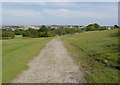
[[0, 30, 1, 39], [38, 25, 49, 32], [2, 30, 15, 39], [38, 32, 46, 37], [47, 31, 56, 37], [15, 29, 24, 35], [55, 28, 65, 35], [85, 23, 102, 31], [38, 25, 51, 37], [28, 28, 39, 38], [94, 23, 100, 30], [98, 27, 106, 31], [114, 25, 119, 28], [22, 30, 32, 37], [86, 24, 96, 31]]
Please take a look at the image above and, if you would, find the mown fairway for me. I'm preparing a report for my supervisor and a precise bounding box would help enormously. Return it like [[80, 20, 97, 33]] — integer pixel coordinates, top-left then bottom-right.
[[61, 29, 119, 83], [2, 36, 53, 83]]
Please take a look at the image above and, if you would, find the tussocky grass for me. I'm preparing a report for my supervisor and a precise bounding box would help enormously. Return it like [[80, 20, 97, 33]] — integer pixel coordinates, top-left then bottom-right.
[[61, 28, 119, 83]]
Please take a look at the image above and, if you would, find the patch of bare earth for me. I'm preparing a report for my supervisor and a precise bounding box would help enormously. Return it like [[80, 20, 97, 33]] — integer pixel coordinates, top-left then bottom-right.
[[12, 38, 86, 83]]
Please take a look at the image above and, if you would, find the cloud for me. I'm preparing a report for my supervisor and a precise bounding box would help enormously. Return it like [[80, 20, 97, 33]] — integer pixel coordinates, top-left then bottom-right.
[[3, 2, 117, 19], [21, 2, 46, 6], [7, 2, 118, 12], [43, 8, 117, 19], [0, 3, 2, 25], [3, 9, 42, 17], [20, 2, 76, 7], [1, 0, 120, 2], [2, 1, 118, 25]]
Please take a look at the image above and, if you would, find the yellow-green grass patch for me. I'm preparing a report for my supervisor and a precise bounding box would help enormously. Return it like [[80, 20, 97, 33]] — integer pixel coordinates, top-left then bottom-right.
[[2, 37, 53, 83]]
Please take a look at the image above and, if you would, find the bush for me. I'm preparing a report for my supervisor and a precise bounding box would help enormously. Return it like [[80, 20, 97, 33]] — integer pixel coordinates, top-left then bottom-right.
[[22, 26, 55, 38], [15, 29, 24, 35], [2, 30, 15, 39]]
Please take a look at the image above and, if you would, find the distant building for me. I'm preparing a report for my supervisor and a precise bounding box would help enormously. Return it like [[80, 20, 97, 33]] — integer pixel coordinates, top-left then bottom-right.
[[1, 25, 86, 30]]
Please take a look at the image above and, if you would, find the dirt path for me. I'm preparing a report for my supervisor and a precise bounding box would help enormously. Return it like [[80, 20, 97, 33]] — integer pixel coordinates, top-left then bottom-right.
[[12, 38, 86, 83]]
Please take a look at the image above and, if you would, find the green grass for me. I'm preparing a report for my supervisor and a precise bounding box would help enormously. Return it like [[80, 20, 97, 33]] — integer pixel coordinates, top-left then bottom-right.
[[0, 40, 2, 84], [61, 29, 119, 83], [2, 37, 53, 83]]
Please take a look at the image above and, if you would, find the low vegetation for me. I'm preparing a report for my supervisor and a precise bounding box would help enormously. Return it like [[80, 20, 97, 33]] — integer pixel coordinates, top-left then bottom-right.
[[2, 24, 119, 83], [0, 40, 2, 84], [2, 23, 118, 39], [61, 28, 119, 83], [1, 29, 15, 39], [2, 36, 53, 83], [21, 25, 84, 38]]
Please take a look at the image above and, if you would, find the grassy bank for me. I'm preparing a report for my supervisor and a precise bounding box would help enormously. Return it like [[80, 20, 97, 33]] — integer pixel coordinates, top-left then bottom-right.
[[2, 37, 53, 83], [61, 29, 119, 83], [0, 40, 2, 84]]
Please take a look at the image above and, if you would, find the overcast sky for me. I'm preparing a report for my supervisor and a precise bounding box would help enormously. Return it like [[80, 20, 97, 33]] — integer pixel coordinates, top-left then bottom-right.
[[1, 0, 120, 2], [1, 1, 119, 26]]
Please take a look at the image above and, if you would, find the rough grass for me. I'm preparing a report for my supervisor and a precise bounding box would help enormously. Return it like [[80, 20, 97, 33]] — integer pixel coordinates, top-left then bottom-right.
[[2, 37, 53, 83], [0, 40, 2, 84], [61, 29, 119, 83]]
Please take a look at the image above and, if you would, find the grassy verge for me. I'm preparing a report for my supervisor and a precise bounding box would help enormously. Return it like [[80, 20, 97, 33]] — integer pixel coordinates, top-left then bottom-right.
[[61, 29, 119, 83], [2, 37, 53, 83], [0, 40, 2, 84]]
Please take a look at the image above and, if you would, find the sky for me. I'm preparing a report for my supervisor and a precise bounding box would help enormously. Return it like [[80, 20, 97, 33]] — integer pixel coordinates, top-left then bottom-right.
[[1, 0, 120, 2], [1, 1, 119, 26]]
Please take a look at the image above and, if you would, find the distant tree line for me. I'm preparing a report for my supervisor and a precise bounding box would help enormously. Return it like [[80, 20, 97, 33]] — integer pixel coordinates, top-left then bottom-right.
[[84, 23, 105, 31], [1, 29, 15, 39], [82, 24, 119, 31], [1, 24, 119, 39], [22, 25, 82, 38]]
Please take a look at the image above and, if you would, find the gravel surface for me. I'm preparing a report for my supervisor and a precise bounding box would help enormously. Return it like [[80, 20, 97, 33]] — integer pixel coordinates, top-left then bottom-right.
[[12, 38, 86, 83]]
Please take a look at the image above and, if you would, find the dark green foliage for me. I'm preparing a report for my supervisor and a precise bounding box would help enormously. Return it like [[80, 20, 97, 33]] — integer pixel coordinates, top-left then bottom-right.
[[114, 25, 119, 28], [2, 23, 116, 39], [14, 29, 24, 35], [2, 29, 15, 39], [22, 30, 32, 37], [0, 30, 2, 39], [2, 28, 13, 32], [47, 31, 56, 37], [27, 28, 39, 38], [38, 32, 46, 37], [55, 28, 66, 35], [22, 29, 38, 38], [38, 25, 51, 37], [85, 23, 106, 31], [38, 25, 50, 32], [98, 27, 106, 30], [22, 26, 55, 38], [9, 26, 20, 28], [22, 25, 82, 38], [54, 28, 82, 35]]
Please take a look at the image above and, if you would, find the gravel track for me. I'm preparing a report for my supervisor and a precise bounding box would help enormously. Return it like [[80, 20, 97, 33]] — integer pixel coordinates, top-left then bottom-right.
[[12, 38, 86, 83]]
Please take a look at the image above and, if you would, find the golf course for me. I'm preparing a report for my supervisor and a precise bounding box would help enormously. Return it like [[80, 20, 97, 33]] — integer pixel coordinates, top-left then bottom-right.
[[2, 28, 119, 83]]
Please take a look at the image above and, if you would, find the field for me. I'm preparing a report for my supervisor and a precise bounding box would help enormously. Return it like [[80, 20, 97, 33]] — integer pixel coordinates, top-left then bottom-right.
[[0, 40, 2, 84], [61, 29, 119, 83], [2, 29, 119, 83], [2, 36, 53, 83]]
